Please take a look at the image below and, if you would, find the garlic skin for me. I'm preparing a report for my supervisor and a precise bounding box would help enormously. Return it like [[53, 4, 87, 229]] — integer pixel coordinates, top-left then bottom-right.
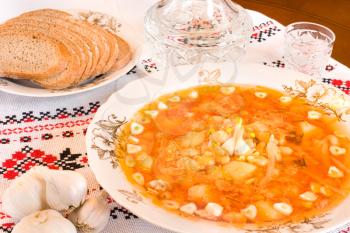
[[12, 209, 76, 233], [42, 169, 88, 212], [2, 172, 46, 220], [69, 192, 110, 233]]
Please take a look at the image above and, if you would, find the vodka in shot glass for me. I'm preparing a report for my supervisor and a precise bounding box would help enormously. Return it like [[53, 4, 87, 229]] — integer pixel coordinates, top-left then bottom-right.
[[284, 22, 335, 78]]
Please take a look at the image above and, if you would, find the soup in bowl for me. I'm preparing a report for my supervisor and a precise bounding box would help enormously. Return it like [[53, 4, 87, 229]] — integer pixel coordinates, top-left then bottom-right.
[[116, 84, 350, 228]]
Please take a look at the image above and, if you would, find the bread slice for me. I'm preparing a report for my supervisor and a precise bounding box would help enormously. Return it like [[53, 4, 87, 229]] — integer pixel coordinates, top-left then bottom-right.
[[3, 19, 92, 85], [9, 11, 100, 84], [1, 24, 83, 89], [0, 23, 84, 89], [27, 15, 97, 82], [100, 31, 120, 74], [17, 9, 110, 79], [112, 36, 132, 71], [0, 31, 69, 80]]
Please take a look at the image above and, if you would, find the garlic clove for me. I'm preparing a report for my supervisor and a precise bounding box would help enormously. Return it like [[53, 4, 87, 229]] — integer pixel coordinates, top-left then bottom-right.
[[189, 91, 199, 99], [280, 96, 292, 103], [144, 110, 159, 118], [308, 110, 322, 120], [148, 179, 169, 192], [168, 95, 181, 102], [127, 144, 142, 154], [3, 170, 46, 220], [41, 169, 88, 212], [329, 145, 346, 156], [328, 166, 344, 178], [132, 172, 145, 185], [128, 136, 139, 144], [205, 202, 223, 217], [241, 204, 257, 220], [180, 202, 197, 215], [69, 192, 110, 233], [299, 191, 318, 202], [158, 101, 168, 110], [273, 202, 293, 216], [220, 86, 235, 95], [222, 137, 235, 155], [12, 209, 77, 233], [255, 92, 267, 99], [130, 122, 144, 135]]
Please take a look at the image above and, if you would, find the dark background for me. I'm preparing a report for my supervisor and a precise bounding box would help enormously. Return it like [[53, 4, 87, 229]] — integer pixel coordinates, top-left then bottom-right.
[[234, 0, 350, 66]]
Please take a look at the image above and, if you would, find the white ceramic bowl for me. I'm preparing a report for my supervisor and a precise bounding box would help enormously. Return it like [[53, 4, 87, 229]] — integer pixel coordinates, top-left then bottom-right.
[[86, 63, 350, 233]]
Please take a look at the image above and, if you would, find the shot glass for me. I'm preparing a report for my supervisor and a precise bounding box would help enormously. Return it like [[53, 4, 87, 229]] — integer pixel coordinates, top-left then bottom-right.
[[284, 22, 335, 78]]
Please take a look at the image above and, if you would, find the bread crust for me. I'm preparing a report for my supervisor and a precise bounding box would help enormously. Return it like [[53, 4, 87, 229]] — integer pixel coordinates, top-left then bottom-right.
[[11, 10, 102, 83], [4, 17, 93, 84], [0, 23, 84, 89], [100, 31, 120, 76], [0, 31, 69, 80], [112, 36, 132, 71], [1, 20, 89, 85], [18, 9, 111, 78]]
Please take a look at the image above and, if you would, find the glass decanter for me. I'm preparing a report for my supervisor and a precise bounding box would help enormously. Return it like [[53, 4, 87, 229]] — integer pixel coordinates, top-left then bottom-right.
[[144, 0, 253, 70]]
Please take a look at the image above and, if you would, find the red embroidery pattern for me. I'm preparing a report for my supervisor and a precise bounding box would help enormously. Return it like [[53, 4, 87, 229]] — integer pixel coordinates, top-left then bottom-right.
[[0, 102, 99, 126], [0, 147, 87, 180], [0, 118, 92, 136], [0, 222, 15, 233], [323, 78, 350, 95], [0, 212, 11, 220], [250, 21, 282, 43], [1, 129, 86, 145]]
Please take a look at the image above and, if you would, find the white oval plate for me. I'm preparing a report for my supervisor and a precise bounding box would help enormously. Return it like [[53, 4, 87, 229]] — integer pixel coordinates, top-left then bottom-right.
[[86, 63, 350, 233], [0, 10, 142, 97]]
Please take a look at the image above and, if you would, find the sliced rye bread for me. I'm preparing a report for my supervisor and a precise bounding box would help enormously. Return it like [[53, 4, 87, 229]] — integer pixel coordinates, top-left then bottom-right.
[[1, 23, 85, 88], [0, 31, 69, 80], [111, 36, 132, 71], [100, 30, 119, 75], [0, 26, 82, 89], [2, 18, 92, 85], [8, 13, 100, 84], [17, 9, 111, 79], [27, 15, 96, 83], [46, 11, 116, 77]]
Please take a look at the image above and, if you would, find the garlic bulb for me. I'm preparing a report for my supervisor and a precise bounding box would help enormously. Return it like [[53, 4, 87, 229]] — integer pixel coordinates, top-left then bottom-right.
[[68, 192, 110, 233], [12, 209, 76, 233], [2, 171, 46, 220], [41, 169, 88, 212]]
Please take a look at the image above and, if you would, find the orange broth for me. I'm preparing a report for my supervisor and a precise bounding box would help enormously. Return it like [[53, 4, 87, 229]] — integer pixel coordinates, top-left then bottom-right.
[[117, 84, 350, 227]]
